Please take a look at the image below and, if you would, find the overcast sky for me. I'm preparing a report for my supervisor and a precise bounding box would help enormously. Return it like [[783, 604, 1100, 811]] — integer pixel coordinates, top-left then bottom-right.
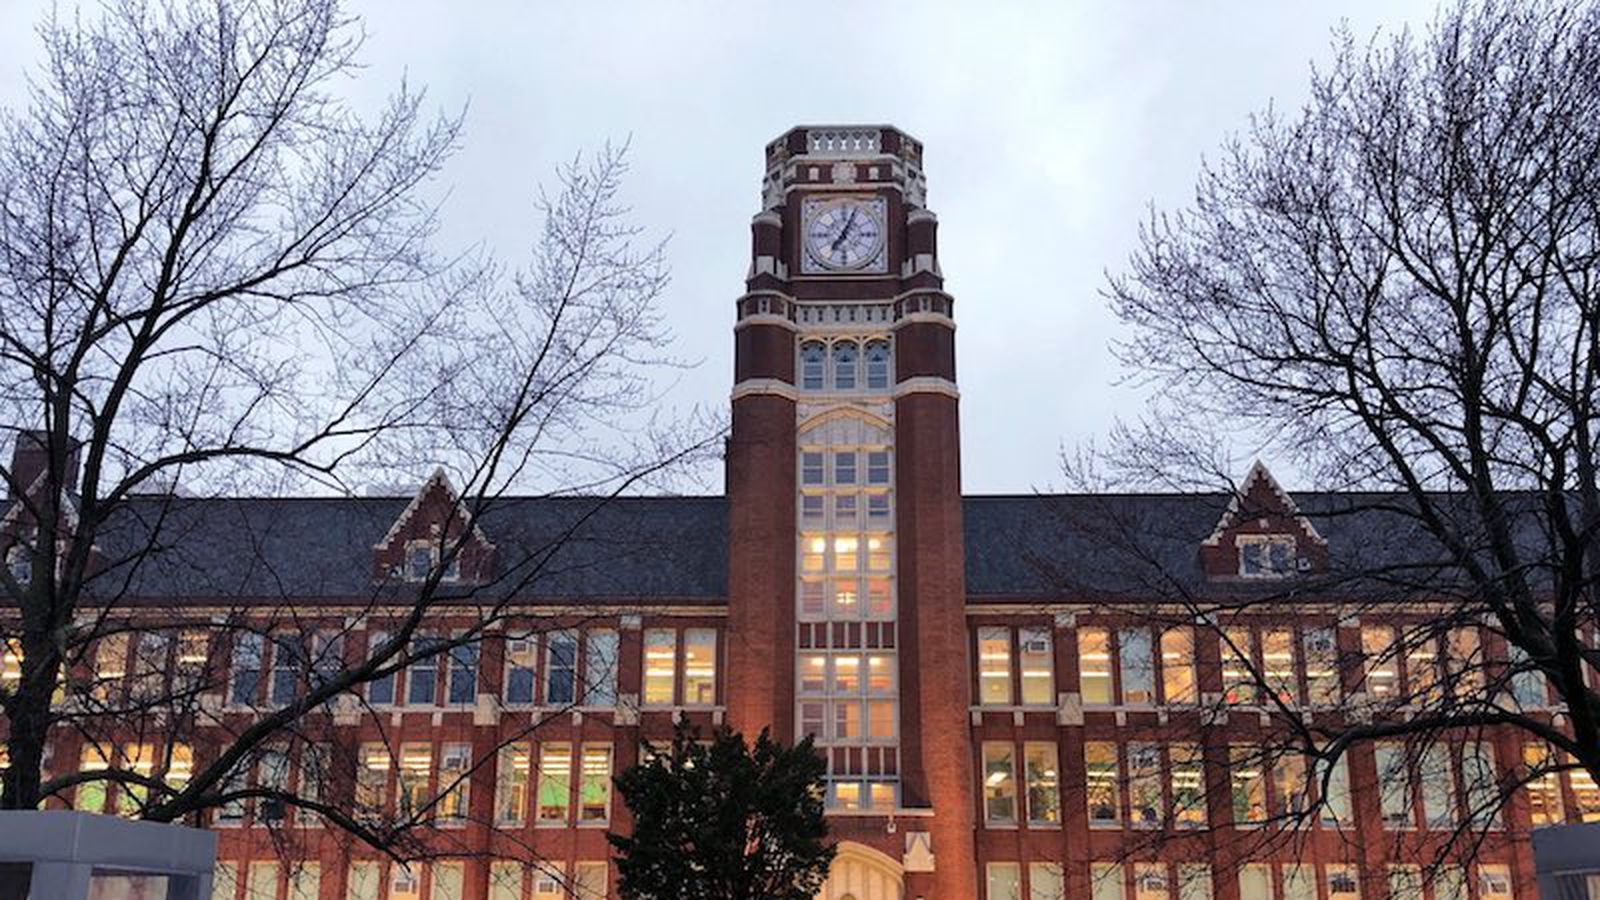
[[0, 1, 1442, 494]]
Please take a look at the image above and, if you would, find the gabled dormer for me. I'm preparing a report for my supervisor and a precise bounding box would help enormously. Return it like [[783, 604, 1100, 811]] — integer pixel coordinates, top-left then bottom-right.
[[372, 469, 495, 585], [1199, 461, 1327, 580]]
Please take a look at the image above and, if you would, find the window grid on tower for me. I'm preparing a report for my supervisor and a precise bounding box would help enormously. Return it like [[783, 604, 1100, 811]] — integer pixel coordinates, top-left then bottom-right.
[[795, 401, 898, 811]]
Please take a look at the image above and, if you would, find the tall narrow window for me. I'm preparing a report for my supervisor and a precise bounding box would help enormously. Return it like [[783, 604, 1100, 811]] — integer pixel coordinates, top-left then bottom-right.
[[1303, 626, 1340, 705], [1523, 742, 1565, 825], [366, 631, 395, 705], [1178, 866, 1213, 900], [1420, 744, 1455, 828], [1170, 742, 1206, 827], [544, 631, 578, 705], [488, 863, 523, 900], [1220, 627, 1256, 704], [131, 631, 172, 701], [439, 743, 470, 823], [1230, 745, 1266, 825], [229, 633, 262, 707], [1479, 866, 1514, 900], [1093, 865, 1127, 900], [834, 451, 857, 485], [397, 742, 431, 818], [1318, 755, 1352, 827], [1085, 741, 1121, 826], [407, 636, 441, 706], [1135, 865, 1171, 900], [1260, 628, 1296, 704], [495, 743, 529, 826], [800, 342, 826, 391], [683, 628, 717, 705], [866, 449, 891, 484], [1461, 741, 1499, 828], [1024, 742, 1061, 826], [642, 629, 676, 705], [1237, 866, 1272, 900], [1389, 867, 1424, 900], [1160, 628, 1196, 704], [356, 743, 389, 814], [1445, 627, 1483, 697], [832, 342, 858, 391], [1508, 643, 1548, 709], [579, 744, 612, 823], [1375, 742, 1414, 827], [574, 862, 608, 900], [447, 640, 478, 705], [1273, 752, 1310, 820], [504, 637, 536, 705], [1019, 627, 1054, 705], [1406, 635, 1442, 705], [1362, 626, 1399, 699], [584, 629, 618, 706], [1119, 629, 1155, 704], [1326, 867, 1360, 900], [1281, 866, 1315, 900], [75, 744, 110, 813], [982, 742, 1017, 824], [1128, 743, 1162, 827], [92, 633, 129, 703], [430, 864, 462, 900], [978, 626, 1013, 706], [269, 634, 300, 706], [864, 341, 892, 390], [537, 742, 572, 823], [801, 452, 825, 486], [1079, 627, 1114, 705]]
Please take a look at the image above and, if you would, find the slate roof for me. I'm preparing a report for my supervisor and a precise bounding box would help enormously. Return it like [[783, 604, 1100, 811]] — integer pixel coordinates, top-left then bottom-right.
[[21, 490, 1536, 607]]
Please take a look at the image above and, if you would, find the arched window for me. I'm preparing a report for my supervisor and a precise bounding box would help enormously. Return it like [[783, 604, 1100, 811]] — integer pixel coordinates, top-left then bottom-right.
[[864, 341, 891, 390], [800, 342, 826, 391], [832, 342, 858, 391]]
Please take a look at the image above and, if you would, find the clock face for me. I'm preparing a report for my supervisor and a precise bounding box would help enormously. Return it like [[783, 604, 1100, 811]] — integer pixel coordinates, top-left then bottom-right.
[[802, 197, 887, 273]]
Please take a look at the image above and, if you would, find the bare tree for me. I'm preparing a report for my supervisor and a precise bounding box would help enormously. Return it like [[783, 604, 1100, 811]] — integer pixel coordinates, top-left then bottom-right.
[[0, 0, 710, 867], [1054, 0, 1600, 876]]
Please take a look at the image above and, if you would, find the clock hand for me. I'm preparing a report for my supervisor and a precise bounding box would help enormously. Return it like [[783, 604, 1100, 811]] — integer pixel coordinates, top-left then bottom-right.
[[832, 208, 858, 251]]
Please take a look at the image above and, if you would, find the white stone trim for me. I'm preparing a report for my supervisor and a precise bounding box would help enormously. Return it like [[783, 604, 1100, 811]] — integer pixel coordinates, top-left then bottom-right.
[[731, 379, 799, 402], [1199, 459, 1326, 547], [732, 313, 798, 332], [892, 377, 958, 399], [890, 311, 956, 330]]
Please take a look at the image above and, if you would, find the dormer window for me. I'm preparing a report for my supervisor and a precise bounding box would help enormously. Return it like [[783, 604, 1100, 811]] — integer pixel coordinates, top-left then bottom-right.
[[1238, 535, 1297, 578], [407, 545, 433, 581]]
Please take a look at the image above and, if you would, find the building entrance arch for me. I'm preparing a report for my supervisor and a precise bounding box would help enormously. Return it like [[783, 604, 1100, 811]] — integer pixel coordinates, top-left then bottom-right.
[[816, 841, 904, 900]]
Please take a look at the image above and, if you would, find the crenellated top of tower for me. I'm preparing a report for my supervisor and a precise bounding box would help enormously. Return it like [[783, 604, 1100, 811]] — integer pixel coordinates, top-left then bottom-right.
[[761, 125, 928, 211]]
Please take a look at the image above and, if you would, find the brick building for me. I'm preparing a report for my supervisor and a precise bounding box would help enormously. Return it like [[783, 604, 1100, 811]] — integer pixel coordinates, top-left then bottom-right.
[[2, 125, 1594, 900]]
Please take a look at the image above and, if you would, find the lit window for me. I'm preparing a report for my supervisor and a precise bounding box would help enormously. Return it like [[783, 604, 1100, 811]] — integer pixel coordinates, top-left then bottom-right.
[[1375, 742, 1414, 828], [1406, 634, 1442, 705], [831, 581, 858, 616], [1, 639, 22, 692], [1135, 864, 1170, 900], [488, 862, 522, 900], [430, 864, 461, 900], [1445, 627, 1482, 697], [866, 579, 892, 617], [1260, 628, 1295, 704], [544, 631, 577, 705], [833, 535, 858, 571], [583, 629, 618, 707], [1237, 866, 1272, 900], [1230, 744, 1266, 825], [1024, 742, 1060, 825], [131, 631, 173, 702], [504, 637, 536, 705], [1523, 742, 1565, 825], [833, 700, 862, 739], [75, 744, 110, 813], [439, 743, 470, 823], [397, 742, 431, 818], [1218, 627, 1256, 704], [1078, 627, 1114, 705], [1303, 626, 1339, 705], [833, 780, 862, 810], [1119, 629, 1154, 705], [977, 626, 1013, 706], [833, 654, 861, 693], [1128, 742, 1161, 827], [1362, 626, 1399, 699], [1155, 627, 1196, 704], [1031, 863, 1066, 900], [574, 862, 608, 900], [987, 863, 1022, 900], [537, 743, 572, 822], [866, 654, 894, 694], [1093, 864, 1126, 900], [800, 343, 826, 391], [1085, 741, 1121, 826], [832, 342, 858, 391], [683, 628, 716, 705], [868, 781, 896, 810], [983, 742, 1017, 824], [579, 744, 612, 823], [1273, 752, 1309, 821], [1568, 758, 1600, 820], [250, 863, 283, 900], [95, 633, 130, 703], [118, 742, 157, 816], [1478, 865, 1514, 900], [1326, 866, 1359, 900], [389, 865, 419, 900], [799, 654, 827, 694], [355, 743, 389, 814], [1238, 534, 1296, 577], [642, 629, 676, 705], [867, 699, 895, 740], [866, 536, 890, 571], [1170, 742, 1206, 827], [495, 743, 529, 826], [1019, 627, 1053, 705]]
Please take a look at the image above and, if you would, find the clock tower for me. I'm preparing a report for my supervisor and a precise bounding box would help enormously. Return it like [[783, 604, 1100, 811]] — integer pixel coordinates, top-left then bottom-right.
[[726, 126, 976, 899]]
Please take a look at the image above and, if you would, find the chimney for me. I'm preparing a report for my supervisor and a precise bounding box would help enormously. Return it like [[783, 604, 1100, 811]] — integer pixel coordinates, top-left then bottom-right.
[[6, 430, 82, 502]]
